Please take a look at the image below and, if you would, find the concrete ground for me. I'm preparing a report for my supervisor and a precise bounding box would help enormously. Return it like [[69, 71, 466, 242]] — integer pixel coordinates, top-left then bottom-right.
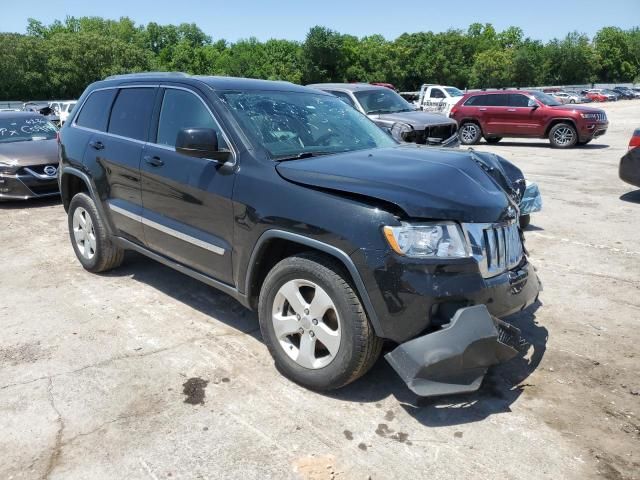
[[1, 100, 639, 480]]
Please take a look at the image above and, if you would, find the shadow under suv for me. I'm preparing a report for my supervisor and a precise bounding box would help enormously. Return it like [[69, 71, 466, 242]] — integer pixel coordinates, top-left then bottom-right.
[[58, 73, 541, 397], [451, 90, 608, 148]]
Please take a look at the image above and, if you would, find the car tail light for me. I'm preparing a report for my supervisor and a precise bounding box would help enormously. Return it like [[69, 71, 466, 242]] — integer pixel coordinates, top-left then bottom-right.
[[629, 130, 640, 150], [449, 105, 458, 117]]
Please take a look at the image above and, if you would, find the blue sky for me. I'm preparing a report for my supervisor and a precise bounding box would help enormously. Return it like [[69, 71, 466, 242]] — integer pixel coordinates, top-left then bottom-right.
[[2, 0, 638, 42]]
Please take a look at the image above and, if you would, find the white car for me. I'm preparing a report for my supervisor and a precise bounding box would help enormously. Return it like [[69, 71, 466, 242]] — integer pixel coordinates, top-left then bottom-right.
[[49, 100, 77, 125]]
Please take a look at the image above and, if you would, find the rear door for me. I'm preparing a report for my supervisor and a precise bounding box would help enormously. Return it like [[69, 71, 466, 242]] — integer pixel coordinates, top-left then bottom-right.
[[481, 94, 509, 135], [139, 86, 236, 285], [83, 86, 157, 244]]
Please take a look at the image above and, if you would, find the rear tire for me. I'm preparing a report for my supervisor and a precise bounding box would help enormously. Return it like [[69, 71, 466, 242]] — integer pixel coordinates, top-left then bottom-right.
[[459, 122, 482, 145], [549, 123, 578, 148], [258, 253, 382, 391], [68, 193, 124, 273], [485, 137, 502, 144]]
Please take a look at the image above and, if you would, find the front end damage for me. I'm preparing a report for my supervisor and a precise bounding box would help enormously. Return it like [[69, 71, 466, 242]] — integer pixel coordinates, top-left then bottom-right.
[[385, 305, 526, 397]]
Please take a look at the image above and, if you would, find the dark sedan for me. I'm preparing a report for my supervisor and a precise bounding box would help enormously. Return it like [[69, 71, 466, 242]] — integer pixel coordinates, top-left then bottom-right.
[[620, 128, 640, 188], [0, 112, 60, 200]]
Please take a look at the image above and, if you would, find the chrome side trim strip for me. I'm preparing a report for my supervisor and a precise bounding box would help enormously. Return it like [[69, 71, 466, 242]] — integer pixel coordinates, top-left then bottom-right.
[[108, 203, 225, 255]]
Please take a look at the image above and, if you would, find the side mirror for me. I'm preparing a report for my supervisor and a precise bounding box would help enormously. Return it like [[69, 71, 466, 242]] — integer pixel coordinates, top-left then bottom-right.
[[528, 99, 539, 109], [175, 128, 230, 163]]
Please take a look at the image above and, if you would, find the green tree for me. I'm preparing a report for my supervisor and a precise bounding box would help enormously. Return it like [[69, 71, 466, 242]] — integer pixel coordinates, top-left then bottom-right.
[[594, 27, 637, 82]]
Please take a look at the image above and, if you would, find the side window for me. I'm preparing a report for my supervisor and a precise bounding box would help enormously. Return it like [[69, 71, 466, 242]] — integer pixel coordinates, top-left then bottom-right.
[[156, 89, 228, 149], [430, 89, 445, 99], [465, 95, 484, 106], [509, 94, 531, 107], [485, 94, 509, 106], [329, 91, 356, 109], [108, 88, 156, 141], [75, 89, 117, 132]]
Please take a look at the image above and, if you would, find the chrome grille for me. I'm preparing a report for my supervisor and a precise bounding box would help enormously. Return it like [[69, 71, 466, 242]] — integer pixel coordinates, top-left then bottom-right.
[[596, 112, 607, 122], [465, 222, 524, 278]]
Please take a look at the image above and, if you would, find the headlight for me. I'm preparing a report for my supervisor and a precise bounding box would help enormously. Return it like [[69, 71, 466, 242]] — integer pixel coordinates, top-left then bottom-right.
[[0, 163, 18, 174], [580, 113, 600, 119], [383, 222, 469, 258], [390, 122, 416, 143]]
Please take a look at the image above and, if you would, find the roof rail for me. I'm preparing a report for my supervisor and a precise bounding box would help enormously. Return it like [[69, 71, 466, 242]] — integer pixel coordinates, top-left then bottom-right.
[[104, 72, 190, 80]]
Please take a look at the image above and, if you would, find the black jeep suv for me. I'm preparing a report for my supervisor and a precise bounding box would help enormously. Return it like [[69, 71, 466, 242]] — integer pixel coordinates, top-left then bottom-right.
[[58, 73, 541, 396]]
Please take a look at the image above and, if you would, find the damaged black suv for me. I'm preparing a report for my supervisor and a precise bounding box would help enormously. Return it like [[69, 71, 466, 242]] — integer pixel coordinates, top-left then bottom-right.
[[58, 73, 541, 397]]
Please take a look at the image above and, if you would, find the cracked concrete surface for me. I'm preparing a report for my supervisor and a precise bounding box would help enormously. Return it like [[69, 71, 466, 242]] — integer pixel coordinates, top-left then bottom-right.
[[1, 101, 639, 479]]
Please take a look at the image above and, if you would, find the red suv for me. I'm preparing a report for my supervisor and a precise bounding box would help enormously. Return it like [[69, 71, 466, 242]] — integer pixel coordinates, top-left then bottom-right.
[[451, 90, 608, 148]]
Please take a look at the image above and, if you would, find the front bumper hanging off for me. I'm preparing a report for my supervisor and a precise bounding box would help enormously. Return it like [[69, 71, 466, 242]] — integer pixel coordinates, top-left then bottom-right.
[[385, 305, 526, 397]]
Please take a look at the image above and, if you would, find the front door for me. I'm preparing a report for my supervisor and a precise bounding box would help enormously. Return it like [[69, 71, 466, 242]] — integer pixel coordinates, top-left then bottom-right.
[[140, 86, 236, 285], [500, 94, 544, 136]]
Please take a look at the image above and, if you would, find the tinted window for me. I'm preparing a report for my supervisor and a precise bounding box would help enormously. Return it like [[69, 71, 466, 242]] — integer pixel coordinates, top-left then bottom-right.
[[76, 89, 116, 131], [328, 91, 356, 109], [156, 89, 227, 149], [108, 88, 156, 141], [509, 94, 531, 107], [484, 94, 509, 106], [465, 95, 486, 106]]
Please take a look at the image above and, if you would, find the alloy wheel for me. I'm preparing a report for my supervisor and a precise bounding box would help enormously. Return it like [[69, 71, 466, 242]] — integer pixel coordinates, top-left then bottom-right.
[[553, 127, 575, 146], [72, 207, 96, 260], [460, 123, 479, 143], [271, 279, 341, 369]]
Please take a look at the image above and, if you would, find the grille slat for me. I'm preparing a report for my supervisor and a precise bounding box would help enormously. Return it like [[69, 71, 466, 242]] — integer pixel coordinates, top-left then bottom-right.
[[482, 223, 523, 276]]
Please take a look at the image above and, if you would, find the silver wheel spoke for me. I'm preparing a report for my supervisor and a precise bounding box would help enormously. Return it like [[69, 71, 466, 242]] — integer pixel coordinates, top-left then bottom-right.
[[314, 323, 340, 357], [296, 334, 317, 369], [73, 227, 85, 244], [308, 287, 333, 320], [273, 313, 300, 339], [279, 281, 308, 315], [87, 232, 96, 252]]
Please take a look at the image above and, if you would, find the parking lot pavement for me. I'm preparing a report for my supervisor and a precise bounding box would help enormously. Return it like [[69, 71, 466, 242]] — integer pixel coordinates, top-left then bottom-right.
[[1, 101, 639, 480]]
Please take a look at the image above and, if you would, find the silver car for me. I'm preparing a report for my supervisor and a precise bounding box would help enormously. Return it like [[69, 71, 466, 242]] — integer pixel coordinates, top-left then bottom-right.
[[307, 83, 459, 147]]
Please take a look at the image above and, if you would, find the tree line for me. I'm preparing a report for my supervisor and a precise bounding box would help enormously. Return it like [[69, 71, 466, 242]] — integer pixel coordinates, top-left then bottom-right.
[[1, 16, 639, 100]]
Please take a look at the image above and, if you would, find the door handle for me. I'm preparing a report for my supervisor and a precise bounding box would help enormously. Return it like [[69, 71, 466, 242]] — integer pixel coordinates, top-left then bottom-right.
[[507, 108, 517, 112], [144, 155, 164, 167], [89, 140, 104, 150], [479, 108, 487, 111]]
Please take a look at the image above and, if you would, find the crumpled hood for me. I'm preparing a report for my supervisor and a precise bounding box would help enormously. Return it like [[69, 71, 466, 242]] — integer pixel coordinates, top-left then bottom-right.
[[370, 111, 457, 130], [0, 139, 58, 167], [276, 146, 518, 223]]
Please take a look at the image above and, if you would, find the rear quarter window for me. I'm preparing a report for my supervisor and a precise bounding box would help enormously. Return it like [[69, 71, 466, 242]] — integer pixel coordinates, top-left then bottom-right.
[[75, 89, 117, 132], [464, 95, 485, 106]]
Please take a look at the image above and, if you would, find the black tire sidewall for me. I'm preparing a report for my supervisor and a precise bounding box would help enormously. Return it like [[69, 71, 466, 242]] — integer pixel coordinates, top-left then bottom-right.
[[258, 257, 365, 391], [519, 214, 531, 230]]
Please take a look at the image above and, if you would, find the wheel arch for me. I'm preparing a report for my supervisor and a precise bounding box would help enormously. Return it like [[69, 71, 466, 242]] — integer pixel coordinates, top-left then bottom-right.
[[60, 167, 114, 235], [244, 230, 384, 337], [544, 118, 578, 138]]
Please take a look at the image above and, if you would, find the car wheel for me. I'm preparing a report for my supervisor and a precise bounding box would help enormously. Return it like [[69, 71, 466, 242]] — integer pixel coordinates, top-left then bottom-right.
[[549, 123, 578, 148], [68, 193, 124, 273], [258, 253, 382, 391], [519, 214, 531, 230], [459, 122, 482, 145], [569, 99, 576, 104], [485, 136, 502, 144]]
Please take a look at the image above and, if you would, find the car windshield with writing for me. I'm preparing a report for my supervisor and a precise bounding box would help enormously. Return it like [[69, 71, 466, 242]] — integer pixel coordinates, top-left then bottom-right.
[[530, 91, 563, 107], [0, 116, 57, 143], [220, 90, 396, 160], [354, 89, 415, 115]]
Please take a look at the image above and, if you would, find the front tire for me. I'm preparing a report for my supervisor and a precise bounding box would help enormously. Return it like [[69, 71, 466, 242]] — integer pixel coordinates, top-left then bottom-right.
[[549, 123, 578, 148], [258, 253, 382, 391], [459, 122, 482, 145], [68, 193, 124, 273]]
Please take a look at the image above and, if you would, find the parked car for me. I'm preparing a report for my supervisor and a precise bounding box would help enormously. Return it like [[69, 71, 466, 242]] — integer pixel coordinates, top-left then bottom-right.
[[0, 112, 60, 200], [611, 87, 636, 100], [583, 90, 609, 102], [602, 89, 622, 101], [414, 84, 465, 116], [59, 73, 541, 397], [550, 91, 583, 104], [308, 83, 459, 147], [451, 90, 608, 148], [23, 102, 61, 126], [619, 128, 640, 188], [49, 100, 78, 125]]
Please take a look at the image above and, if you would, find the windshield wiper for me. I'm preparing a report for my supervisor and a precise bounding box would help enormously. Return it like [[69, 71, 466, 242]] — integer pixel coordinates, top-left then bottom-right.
[[275, 151, 333, 162]]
